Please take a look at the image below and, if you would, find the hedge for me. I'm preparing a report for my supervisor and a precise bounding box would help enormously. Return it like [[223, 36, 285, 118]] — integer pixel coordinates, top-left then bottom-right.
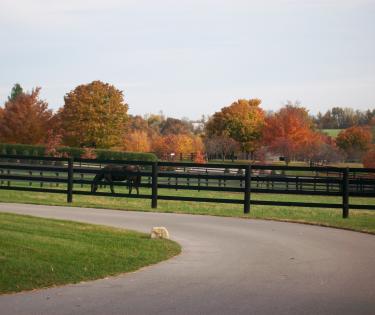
[[94, 149, 157, 162], [0, 143, 158, 162], [0, 143, 45, 156]]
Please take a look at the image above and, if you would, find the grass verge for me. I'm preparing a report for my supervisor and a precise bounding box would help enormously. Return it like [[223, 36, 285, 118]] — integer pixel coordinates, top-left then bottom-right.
[[0, 212, 181, 294], [0, 187, 374, 234]]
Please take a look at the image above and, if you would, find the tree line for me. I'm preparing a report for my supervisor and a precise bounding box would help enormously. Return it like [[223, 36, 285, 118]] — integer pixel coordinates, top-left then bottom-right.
[[314, 107, 375, 129], [0, 81, 374, 167]]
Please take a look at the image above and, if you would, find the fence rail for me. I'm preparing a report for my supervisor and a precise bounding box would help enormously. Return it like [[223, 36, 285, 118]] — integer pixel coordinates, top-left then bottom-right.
[[1, 154, 375, 218]]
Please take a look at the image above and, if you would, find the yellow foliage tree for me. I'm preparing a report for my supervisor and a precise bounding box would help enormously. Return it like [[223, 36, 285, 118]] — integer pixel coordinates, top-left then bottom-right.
[[123, 131, 151, 152], [60, 81, 128, 148], [205, 99, 265, 157]]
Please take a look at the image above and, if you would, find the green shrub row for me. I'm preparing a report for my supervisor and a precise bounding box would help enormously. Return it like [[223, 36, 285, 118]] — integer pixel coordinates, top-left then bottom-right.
[[94, 149, 157, 162], [0, 143, 45, 156], [0, 143, 157, 161]]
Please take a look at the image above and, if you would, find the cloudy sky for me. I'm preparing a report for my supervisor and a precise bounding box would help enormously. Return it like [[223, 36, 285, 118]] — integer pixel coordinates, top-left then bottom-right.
[[1, 0, 374, 119]]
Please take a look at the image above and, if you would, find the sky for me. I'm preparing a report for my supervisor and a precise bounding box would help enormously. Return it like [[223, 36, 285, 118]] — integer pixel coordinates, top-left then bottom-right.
[[0, 0, 374, 120]]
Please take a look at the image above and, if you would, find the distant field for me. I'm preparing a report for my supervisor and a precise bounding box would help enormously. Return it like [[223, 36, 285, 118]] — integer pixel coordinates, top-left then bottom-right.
[[321, 129, 343, 138]]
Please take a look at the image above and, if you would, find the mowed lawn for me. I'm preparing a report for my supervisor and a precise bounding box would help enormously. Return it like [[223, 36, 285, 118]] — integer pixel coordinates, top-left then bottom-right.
[[0, 212, 181, 294], [0, 186, 374, 234]]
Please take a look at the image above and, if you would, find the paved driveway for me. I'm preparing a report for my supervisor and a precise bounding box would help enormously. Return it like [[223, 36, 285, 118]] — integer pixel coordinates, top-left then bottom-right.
[[0, 203, 374, 315]]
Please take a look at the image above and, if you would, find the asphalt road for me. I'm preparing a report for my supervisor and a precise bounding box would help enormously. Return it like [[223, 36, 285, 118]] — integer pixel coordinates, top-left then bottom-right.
[[0, 203, 374, 315]]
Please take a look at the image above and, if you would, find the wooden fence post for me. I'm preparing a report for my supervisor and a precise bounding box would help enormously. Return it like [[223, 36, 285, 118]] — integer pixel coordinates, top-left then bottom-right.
[[342, 168, 349, 218], [151, 162, 158, 208], [67, 157, 74, 203], [244, 165, 251, 214]]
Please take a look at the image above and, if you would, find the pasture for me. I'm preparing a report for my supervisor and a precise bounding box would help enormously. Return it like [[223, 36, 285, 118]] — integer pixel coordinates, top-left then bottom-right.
[[1, 188, 374, 234], [321, 129, 343, 138], [0, 155, 374, 234]]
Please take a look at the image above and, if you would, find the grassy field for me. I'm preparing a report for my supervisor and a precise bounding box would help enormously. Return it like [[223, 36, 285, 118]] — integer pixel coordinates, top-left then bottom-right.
[[0, 212, 181, 294], [321, 129, 343, 138], [0, 186, 374, 234]]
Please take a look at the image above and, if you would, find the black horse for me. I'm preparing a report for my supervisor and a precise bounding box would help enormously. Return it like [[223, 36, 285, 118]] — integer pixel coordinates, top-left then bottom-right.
[[91, 165, 141, 194]]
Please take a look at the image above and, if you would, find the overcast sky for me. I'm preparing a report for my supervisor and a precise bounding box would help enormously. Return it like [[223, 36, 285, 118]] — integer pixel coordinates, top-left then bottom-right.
[[1, 0, 374, 119]]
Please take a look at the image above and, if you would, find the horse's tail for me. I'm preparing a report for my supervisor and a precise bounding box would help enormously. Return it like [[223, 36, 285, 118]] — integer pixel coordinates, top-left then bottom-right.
[[91, 172, 104, 193]]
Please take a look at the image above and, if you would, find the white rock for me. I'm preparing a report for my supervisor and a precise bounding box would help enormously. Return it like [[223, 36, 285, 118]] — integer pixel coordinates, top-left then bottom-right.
[[151, 227, 170, 239]]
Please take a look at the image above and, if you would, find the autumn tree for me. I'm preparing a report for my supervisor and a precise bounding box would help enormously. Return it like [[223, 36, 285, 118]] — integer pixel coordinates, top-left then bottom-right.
[[145, 113, 165, 134], [262, 105, 315, 165], [362, 146, 375, 168], [204, 133, 240, 161], [151, 134, 203, 159], [160, 117, 191, 135], [297, 133, 342, 165], [205, 99, 265, 158], [0, 87, 52, 144], [123, 131, 151, 152], [128, 115, 149, 133], [60, 81, 128, 148], [336, 126, 372, 160]]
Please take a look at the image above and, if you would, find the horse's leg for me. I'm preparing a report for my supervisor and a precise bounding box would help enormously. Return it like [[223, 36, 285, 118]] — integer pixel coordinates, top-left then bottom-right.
[[136, 174, 141, 195], [91, 173, 103, 193], [105, 174, 115, 194], [128, 179, 133, 195]]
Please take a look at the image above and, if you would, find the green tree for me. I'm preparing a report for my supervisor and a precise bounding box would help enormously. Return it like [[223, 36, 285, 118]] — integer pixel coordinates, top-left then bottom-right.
[[8, 83, 24, 102], [60, 81, 129, 148]]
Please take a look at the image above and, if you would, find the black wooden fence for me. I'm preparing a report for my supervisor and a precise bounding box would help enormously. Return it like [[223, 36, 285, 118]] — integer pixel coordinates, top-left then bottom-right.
[[0, 155, 374, 218]]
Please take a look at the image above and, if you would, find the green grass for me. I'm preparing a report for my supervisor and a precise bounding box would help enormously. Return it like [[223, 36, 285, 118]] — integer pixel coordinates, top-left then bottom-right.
[[321, 129, 343, 138], [0, 212, 181, 294], [0, 185, 374, 234]]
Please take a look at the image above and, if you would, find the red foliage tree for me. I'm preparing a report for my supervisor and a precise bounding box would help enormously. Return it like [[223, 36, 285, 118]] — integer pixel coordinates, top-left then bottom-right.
[[44, 131, 65, 157], [0, 87, 52, 144], [262, 105, 314, 165]]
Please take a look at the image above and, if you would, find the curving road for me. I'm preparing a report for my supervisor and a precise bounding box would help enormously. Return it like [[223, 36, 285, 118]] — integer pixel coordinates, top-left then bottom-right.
[[0, 203, 375, 315]]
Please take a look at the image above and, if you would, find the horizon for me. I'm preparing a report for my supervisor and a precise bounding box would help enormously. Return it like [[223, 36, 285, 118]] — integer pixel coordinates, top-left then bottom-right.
[[1, 0, 374, 120]]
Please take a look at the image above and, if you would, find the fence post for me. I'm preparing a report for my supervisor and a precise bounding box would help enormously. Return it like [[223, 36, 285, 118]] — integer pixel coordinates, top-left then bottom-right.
[[342, 168, 349, 218], [244, 165, 251, 214], [151, 162, 158, 208], [67, 157, 74, 203]]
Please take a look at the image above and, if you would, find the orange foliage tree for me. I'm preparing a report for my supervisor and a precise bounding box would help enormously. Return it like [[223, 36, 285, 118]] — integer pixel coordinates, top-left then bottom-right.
[[262, 105, 315, 165], [205, 99, 265, 158], [60, 81, 128, 148], [0, 87, 52, 144], [336, 126, 372, 160], [151, 134, 203, 159], [194, 151, 206, 163]]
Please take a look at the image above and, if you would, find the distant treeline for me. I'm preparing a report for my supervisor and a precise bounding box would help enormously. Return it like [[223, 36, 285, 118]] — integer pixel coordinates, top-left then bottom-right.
[[313, 107, 375, 129]]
